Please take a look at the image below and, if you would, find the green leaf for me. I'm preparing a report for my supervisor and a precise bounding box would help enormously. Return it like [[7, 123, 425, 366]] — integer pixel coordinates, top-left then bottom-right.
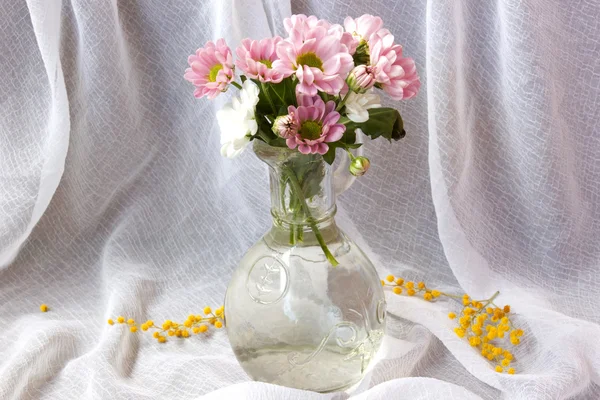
[[254, 128, 272, 144], [342, 108, 406, 142], [255, 82, 274, 115], [274, 78, 298, 106], [320, 140, 361, 165], [341, 127, 357, 145], [255, 115, 276, 142], [337, 116, 358, 148], [254, 78, 298, 116], [322, 145, 337, 165], [339, 116, 352, 126], [391, 111, 405, 141], [240, 75, 247, 83]]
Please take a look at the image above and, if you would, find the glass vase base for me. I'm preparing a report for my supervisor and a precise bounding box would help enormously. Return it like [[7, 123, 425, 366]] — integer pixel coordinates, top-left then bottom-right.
[[234, 332, 383, 392]]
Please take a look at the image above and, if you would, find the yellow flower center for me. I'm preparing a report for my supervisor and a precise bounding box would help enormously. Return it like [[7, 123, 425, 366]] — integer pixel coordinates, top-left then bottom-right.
[[296, 52, 323, 70], [208, 64, 223, 82], [259, 59, 273, 68], [299, 120, 323, 140]]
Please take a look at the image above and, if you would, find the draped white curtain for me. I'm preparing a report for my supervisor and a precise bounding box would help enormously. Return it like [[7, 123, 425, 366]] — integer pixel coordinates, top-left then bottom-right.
[[1, 0, 599, 398]]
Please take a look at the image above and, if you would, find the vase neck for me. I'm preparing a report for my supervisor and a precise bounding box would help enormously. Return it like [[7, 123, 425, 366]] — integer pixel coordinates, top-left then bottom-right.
[[254, 141, 336, 226]]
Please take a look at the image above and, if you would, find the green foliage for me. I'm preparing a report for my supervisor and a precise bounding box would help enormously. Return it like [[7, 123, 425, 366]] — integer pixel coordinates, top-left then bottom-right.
[[253, 78, 298, 145], [343, 108, 406, 141], [284, 155, 324, 200], [322, 145, 338, 165], [353, 40, 370, 65], [254, 78, 297, 116], [321, 108, 405, 165], [249, 76, 406, 164], [321, 117, 364, 165]]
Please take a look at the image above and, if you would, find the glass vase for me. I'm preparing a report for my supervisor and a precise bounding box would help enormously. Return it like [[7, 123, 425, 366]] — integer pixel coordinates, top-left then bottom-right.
[[224, 140, 386, 392]]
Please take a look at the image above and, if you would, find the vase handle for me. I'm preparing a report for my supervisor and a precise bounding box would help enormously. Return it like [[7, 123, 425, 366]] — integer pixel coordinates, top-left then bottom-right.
[[333, 129, 364, 196]]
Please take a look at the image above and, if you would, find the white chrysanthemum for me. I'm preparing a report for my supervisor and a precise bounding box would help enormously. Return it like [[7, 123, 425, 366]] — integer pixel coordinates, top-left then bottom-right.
[[344, 90, 381, 123], [217, 80, 260, 158]]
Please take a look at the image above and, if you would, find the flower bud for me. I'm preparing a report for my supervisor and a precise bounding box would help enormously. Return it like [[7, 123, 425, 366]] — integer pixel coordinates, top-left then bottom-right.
[[272, 114, 298, 138], [349, 156, 371, 177], [347, 65, 376, 93]]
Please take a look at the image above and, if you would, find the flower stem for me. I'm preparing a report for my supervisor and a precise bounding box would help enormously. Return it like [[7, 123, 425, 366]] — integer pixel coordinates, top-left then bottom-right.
[[345, 148, 356, 161], [283, 165, 339, 267], [336, 91, 352, 112], [261, 82, 278, 115], [480, 291, 500, 311], [290, 224, 295, 245], [440, 292, 464, 299], [231, 81, 243, 90]]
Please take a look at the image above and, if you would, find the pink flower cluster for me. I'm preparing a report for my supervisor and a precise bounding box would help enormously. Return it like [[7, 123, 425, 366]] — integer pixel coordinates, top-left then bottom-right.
[[343, 15, 421, 100], [184, 14, 421, 154], [184, 14, 420, 102]]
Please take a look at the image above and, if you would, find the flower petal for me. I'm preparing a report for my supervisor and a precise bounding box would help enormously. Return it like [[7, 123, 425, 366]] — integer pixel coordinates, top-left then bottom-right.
[[286, 137, 298, 149], [324, 125, 345, 142], [298, 144, 311, 154], [316, 143, 329, 154]]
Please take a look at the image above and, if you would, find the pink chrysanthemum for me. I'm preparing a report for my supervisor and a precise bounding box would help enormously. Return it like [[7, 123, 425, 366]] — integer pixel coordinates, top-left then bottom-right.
[[343, 14, 387, 48], [342, 15, 420, 99], [273, 15, 354, 95], [283, 14, 330, 33], [285, 94, 345, 155], [184, 39, 234, 99], [235, 37, 285, 83], [369, 33, 421, 100], [283, 14, 357, 54]]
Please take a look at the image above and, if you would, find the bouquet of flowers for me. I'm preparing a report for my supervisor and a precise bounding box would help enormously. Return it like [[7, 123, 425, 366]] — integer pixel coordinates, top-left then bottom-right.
[[184, 14, 420, 265]]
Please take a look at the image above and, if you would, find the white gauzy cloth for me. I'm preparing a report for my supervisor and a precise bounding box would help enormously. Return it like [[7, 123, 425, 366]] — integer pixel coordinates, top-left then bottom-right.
[[1, 0, 600, 398]]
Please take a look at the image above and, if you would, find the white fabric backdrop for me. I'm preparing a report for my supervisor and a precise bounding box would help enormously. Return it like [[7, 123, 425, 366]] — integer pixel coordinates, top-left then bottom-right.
[[1, 0, 599, 398]]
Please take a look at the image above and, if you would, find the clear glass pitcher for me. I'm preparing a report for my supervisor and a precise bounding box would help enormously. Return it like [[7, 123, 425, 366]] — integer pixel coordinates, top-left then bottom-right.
[[224, 140, 386, 392]]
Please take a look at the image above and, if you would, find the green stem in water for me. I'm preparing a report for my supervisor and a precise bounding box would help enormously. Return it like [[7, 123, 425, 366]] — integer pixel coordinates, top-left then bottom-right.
[[281, 178, 294, 246], [289, 224, 295, 245], [283, 165, 339, 267], [231, 81, 243, 90], [288, 195, 299, 246]]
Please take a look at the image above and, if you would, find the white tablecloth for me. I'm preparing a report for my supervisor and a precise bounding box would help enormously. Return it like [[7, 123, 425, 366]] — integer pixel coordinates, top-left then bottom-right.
[[1, 0, 600, 398]]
